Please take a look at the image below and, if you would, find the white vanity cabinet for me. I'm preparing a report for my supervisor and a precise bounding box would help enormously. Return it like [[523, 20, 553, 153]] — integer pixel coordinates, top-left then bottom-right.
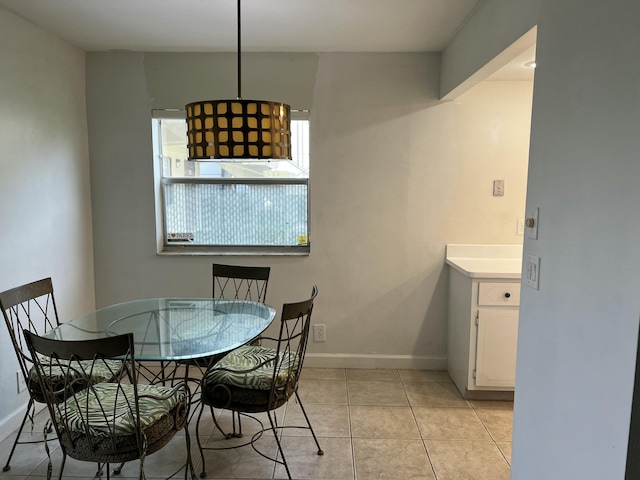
[[446, 245, 522, 399]]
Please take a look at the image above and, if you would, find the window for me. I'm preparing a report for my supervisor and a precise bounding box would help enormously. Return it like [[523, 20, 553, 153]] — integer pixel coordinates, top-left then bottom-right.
[[153, 110, 310, 255]]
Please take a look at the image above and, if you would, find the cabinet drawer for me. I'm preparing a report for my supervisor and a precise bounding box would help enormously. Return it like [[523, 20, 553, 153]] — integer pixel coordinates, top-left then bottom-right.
[[478, 282, 520, 306]]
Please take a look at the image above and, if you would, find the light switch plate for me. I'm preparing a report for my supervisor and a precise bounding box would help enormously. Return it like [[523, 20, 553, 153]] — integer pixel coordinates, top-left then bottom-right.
[[524, 254, 540, 289]]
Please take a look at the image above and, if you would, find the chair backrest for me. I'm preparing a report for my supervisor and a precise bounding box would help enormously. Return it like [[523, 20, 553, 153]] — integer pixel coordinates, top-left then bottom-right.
[[24, 330, 190, 474], [22, 331, 141, 458], [269, 285, 318, 408], [212, 263, 271, 302], [0, 278, 60, 386]]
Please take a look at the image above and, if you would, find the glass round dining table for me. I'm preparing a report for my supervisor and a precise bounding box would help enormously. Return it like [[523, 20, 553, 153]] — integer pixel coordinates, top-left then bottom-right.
[[46, 298, 276, 362]]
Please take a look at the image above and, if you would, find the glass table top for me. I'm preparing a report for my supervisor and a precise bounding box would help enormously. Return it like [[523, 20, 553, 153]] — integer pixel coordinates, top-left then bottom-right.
[[47, 298, 276, 361]]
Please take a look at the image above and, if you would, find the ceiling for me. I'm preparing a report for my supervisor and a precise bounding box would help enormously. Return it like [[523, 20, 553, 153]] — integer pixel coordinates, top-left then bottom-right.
[[0, 0, 481, 53], [0, 0, 534, 80]]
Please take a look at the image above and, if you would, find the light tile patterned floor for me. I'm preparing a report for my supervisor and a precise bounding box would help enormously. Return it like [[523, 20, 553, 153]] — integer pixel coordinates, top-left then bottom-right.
[[0, 368, 512, 479]]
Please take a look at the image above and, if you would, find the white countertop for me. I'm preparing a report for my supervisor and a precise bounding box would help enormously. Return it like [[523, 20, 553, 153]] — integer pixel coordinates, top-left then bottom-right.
[[446, 244, 523, 279]]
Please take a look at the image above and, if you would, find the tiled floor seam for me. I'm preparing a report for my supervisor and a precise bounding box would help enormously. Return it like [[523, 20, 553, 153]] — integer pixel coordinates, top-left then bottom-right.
[[470, 404, 512, 471], [420, 433, 440, 480]]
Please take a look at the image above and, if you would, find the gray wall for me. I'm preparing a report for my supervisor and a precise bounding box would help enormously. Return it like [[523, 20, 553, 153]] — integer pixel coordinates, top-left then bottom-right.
[[447, 0, 640, 477], [514, 1, 640, 477], [440, 0, 539, 98], [0, 7, 95, 436], [86, 51, 532, 369]]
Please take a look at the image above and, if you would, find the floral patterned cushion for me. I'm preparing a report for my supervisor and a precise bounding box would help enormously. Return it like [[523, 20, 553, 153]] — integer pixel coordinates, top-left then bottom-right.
[[27, 358, 123, 402], [28, 357, 122, 384], [204, 345, 299, 391], [59, 383, 188, 437]]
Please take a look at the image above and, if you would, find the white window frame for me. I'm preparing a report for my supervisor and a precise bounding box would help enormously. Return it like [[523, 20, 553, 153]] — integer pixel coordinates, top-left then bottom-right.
[[152, 109, 310, 256]]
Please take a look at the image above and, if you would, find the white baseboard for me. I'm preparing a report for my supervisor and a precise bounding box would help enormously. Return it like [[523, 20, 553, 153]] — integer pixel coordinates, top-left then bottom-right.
[[304, 353, 447, 370], [0, 403, 46, 444]]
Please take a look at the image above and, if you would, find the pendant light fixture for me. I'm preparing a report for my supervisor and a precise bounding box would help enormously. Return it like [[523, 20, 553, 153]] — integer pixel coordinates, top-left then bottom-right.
[[185, 0, 291, 161]]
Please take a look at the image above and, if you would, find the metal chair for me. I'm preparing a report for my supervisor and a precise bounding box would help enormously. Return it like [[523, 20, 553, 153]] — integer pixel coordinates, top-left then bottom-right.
[[178, 264, 271, 378], [193, 264, 272, 431], [23, 330, 193, 480], [195, 285, 322, 479], [0, 278, 62, 472], [166, 264, 272, 434], [176, 263, 271, 378], [212, 263, 270, 303]]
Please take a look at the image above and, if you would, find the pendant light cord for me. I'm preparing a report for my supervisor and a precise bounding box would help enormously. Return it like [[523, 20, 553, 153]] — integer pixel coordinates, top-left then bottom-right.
[[237, 0, 242, 100]]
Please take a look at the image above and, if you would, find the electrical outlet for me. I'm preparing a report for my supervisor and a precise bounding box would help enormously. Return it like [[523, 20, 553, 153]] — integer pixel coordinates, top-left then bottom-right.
[[313, 324, 326, 342], [517, 218, 525, 235], [493, 179, 505, 196], [16, 371, 26, 394]]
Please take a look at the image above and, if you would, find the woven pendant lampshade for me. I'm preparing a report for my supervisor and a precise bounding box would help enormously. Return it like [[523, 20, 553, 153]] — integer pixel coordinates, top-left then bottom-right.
[[186, 0, 291, 161], [186, 99, 291, 160]]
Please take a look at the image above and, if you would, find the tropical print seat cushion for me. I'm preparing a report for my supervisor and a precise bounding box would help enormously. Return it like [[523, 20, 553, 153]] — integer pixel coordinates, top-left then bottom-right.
[[204, 345, 299, 391], [58, 383, 188, 437], [27, 357, 123, 402]]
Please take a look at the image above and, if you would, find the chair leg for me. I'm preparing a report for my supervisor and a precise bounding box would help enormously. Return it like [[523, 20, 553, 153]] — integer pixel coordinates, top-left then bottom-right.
[[3, 397, 35, 472], [95, 462, 108, 479], [195, 402, 208, 478], [264, 396, 323, 480], [182, 423, 196, 480], [266, 410, 293, 480], [231, 411, 243, 438], [56, 453, 66, 480], [208, 406, 235, 440], [294, 391, 324, 455]]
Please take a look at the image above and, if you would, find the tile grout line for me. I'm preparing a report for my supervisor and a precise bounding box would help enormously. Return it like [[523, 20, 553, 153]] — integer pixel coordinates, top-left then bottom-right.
[[345, 372, 358, 480], [470, 402, 512, 467], [401, 376, 441, 480]]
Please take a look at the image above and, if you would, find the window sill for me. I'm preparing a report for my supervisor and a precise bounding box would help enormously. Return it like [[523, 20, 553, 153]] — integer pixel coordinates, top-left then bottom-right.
[[157, 246, 310, 256]]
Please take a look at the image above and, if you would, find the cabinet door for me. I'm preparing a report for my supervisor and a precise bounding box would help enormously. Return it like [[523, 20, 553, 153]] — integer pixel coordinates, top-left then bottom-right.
[[475, 309, 519, 388]]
